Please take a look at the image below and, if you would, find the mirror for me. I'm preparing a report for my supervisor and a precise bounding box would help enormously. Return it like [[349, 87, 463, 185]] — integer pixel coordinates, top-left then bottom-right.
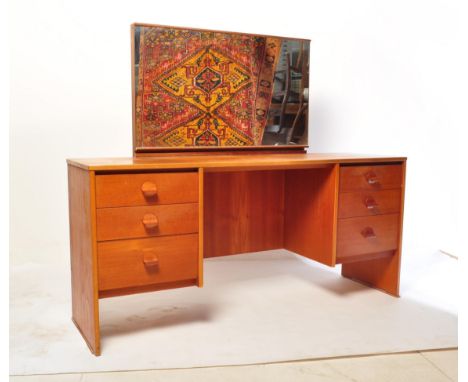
[[132, 24, 309, 151]]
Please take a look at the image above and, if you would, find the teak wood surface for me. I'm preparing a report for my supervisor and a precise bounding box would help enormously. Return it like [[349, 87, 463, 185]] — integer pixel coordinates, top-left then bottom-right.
[[204, 171, 285, 257], [339, 164, 403, 192], [96, 203, 199, 241], [97, 234, 199, 291], [95, 172, 198, 208], [67, 153, 406, 172], [336, 214, 400, 260], [284, 166, 339, 266], [67, 153, 406, 355], [340, 161, 406, 296], [68, 165, 100, 355], [338, 189, 401, 219]]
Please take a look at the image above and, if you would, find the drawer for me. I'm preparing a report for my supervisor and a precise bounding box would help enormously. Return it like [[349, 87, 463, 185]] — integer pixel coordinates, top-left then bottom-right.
[[96, 203, 198, 241], [95, 172, 198, 208], [338, 189, 401, 219], [340, 164, 402, 192], [337, 214, 399, 260], [97, 234, 198, 291]]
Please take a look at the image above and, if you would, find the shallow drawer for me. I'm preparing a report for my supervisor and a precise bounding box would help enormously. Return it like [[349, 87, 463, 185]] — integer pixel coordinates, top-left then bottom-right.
[[338, 189, 401, 219], [95, 172, 198, 208], [97, 234, 198, 291], [337, 214, 400, 260], [340, 164, 402, 192], [96, 203, 198, 241]]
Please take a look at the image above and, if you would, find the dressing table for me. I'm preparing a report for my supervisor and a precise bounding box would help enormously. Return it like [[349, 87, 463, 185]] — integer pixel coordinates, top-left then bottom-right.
[[67, 24, 406, 355]]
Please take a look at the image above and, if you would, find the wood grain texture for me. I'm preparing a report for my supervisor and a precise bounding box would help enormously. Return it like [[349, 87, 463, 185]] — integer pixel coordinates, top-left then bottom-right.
[[336, 214, 400, 261], [97, 234, 199, 291], [95, 172, 198, 208], [335, 251, 394, 264], [204, 171, 284, 257], [99, 279, 198, 299], [96, 203, 198, 241], [340, 164, 403, 192], [198, 168, 204, 286], [338, 189, 401, 218], [67, 154, 407, 172], [284, 165, 339, 266], [67, 165, 100, 355], [66, 155, 408, 357], [341, 253, 401, 296], [341, 162, 406, 296]]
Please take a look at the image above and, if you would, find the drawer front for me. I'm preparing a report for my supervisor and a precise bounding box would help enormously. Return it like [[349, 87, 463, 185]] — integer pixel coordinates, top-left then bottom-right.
[[340, 164, 402, 192], [96, 203, 198, 241], [97, 234, 198, 291], [338, 189, 401, 219], [337, 214, 399, 259], [96, 172, 198, 208]]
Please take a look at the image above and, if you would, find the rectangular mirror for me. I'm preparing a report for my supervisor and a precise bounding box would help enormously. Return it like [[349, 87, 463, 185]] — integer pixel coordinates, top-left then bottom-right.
[[132, 24, 310, 152]]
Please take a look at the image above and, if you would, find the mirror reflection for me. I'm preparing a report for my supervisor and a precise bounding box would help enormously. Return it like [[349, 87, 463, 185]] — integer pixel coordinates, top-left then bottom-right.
[[133, 25, 309, 149], [262, 40, 309, 146]]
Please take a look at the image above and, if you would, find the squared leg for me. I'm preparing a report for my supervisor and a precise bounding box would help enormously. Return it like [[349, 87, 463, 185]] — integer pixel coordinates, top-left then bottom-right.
[[341, 250, 401, 296], [68, 165, 101, 355]]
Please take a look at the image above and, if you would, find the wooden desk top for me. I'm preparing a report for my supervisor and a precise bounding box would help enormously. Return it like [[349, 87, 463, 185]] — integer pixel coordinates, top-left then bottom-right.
[[67, 153, 406, 172]]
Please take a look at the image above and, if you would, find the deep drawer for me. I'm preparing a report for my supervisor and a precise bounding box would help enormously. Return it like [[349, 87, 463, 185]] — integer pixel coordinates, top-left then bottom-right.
[[336, 214, 400, 260], [96, 203, 198, 241], [340, 164, 402, 192], [95, 172, 198, 208], [338, 189, 401, 219], [97, 234, 198, 291]]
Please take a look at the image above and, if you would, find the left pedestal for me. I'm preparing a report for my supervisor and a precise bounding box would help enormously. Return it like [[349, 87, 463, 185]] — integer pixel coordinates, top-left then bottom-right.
[[68, 165, 101, 355]]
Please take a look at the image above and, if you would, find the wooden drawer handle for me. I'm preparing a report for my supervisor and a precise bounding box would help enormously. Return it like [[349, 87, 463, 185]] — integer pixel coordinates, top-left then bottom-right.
[[361, 227, 377, 239], [142, 213, 159, 229], [143, 253, 159, 267], [365, 171, 379, 185], [364, 196, 378, 209], [141, 182, 158, 198]]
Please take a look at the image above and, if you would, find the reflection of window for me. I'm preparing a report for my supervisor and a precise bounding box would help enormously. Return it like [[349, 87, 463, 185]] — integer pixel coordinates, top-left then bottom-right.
[[263, 39, 309, 146], [134, 27, 141, 98], [272, 41, 304, 104]]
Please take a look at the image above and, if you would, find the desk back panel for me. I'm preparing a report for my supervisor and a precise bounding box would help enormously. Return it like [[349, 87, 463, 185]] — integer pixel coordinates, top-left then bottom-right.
[[204, 171, 285, 257]]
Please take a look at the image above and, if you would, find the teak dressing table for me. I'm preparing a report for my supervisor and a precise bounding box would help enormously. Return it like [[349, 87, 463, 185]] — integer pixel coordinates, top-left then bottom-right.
[[67, 24, 406, 355]]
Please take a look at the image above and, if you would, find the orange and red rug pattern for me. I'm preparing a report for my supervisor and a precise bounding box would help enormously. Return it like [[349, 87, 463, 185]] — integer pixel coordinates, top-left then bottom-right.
[[134, 26, 280, 147]]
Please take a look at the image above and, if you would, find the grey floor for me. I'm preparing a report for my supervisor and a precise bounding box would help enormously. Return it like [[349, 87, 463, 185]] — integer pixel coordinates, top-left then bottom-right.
[[11, 349, 457, 382]]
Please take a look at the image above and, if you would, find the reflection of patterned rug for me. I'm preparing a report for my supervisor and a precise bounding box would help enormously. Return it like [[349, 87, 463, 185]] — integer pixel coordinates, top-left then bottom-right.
[[135, 26, 281, 147]]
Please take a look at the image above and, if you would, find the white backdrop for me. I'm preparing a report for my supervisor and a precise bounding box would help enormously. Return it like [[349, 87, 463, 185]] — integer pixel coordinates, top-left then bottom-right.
[[9, 0, 465, 266]]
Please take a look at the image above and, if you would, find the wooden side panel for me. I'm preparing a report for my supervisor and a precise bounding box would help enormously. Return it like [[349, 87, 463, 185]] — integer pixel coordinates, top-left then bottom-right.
[[198, 168, 204, 286], [204, 171, 285, 257], [341, 254, 401, 296], [341, 161, 406, 296], [284, 165, 339, 266], [67, 165, 100, 355]]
